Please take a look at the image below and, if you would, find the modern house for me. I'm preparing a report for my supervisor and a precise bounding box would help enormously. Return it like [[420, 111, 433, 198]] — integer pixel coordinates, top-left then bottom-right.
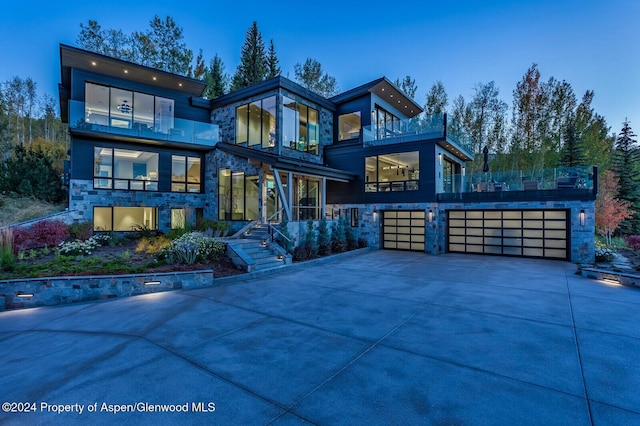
[[59, 44, 596, 264]]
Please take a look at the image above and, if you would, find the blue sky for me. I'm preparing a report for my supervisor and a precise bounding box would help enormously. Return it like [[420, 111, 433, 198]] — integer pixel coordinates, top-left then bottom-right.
[[1, 0, 638, 134]]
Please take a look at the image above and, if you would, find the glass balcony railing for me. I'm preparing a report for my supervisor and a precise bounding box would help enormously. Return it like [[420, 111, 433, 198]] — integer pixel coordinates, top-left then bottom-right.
[[69, 100, 219, 147], [360, 113, 474, 155], [441, 165, 596, 195]]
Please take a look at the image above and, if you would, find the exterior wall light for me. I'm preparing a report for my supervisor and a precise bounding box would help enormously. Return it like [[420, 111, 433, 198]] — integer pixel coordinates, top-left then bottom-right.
[[144, 281, 161, 286], [462, 167, 466, 176], [438, 153, 443, 165], [428, 209, 434, 223], [580, 209, 585, 227]]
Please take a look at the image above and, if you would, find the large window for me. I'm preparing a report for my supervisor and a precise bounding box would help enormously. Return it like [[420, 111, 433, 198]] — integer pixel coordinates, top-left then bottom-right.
[[93, 207, 158, 231], [172, 155, 201, 192], [218, 169, 259, 221], [235, 96, 276, 148], [374, 105, 401, 140], [365, 151, 419, 192], [295, 178, 320, 220], [339, 112, 361, 141], [283, 97, 319, 155], [94, 148, 159, 191], [85, 83, 174, 134]]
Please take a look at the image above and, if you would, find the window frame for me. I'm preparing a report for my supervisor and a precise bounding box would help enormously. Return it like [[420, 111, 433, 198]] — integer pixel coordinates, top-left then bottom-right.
[[283, 97, 319, 155], [93, 147, 159, 192], [364, 151, 420, 192], [171, 155, 202, 193], [234, 96, 277, 149]]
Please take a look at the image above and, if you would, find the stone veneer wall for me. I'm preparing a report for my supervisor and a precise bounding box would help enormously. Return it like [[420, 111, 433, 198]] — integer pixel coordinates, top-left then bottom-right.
[[210, 88, 334, 166], [204, 150, 263, 221], [328, 199, 595, 263], [0, 270, 213, 311], [68, 179, 207, 232]]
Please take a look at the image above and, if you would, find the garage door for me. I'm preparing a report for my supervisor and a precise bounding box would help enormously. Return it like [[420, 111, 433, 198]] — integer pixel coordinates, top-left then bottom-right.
[[383, 210, 425, 251], [447, 210, 568, 260]]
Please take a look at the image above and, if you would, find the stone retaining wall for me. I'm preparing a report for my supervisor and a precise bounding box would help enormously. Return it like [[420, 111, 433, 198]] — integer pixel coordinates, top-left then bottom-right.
[[0, 270, 213, 311]]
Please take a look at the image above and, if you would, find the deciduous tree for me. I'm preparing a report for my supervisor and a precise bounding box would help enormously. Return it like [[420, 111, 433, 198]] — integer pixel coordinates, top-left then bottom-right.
[[294, 58, 338, 98], [394, 76, 417, 99], [596, 170, 634, 245]]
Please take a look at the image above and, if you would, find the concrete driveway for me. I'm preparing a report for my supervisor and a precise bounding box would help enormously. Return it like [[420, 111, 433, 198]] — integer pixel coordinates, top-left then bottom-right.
[[1, 251, 639, 425]]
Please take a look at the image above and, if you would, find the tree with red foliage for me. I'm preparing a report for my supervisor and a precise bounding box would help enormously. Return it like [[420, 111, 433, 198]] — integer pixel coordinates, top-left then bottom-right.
[[596, 170, 634, 245]]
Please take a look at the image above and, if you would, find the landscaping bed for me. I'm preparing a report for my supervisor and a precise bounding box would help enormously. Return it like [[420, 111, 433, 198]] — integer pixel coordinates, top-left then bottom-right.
[[0, 221, 246, 281]]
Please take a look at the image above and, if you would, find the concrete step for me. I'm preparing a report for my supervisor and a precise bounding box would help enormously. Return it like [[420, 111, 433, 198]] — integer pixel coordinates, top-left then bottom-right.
[[254, 260, 286, 271]]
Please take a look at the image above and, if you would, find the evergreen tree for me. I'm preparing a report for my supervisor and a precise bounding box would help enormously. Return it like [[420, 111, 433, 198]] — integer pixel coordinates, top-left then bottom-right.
[[317, 217, 330, 255], [558, 118, 586, 166], [0, 145, 66, 203], [231, 21, 267, 91], [203, 54, 227, 99], [294, 58, 339, 98], [612, 119, 640, 234], [266, 39, 281, 78]]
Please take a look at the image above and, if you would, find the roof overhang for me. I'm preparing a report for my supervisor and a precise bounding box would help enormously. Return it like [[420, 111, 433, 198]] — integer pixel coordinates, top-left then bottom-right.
[[217, 143, 354, 182], [59, 44, 206, 121], [331, 77, 423, 118]]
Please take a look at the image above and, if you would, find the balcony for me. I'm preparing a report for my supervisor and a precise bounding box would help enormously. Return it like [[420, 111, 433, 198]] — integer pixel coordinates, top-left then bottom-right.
[[437, 165, 598, 202], [361, 114, 473, 160], [69, 100, 219, 148]]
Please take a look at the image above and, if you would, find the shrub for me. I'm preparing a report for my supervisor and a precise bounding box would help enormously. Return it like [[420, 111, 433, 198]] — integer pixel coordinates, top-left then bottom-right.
[[344, 219, 357, 250], [624, 235, 640, 251], [293, 245, 314, 262], [197, 218, 228, 235], [595, 245, 615, 262], [136, 236, 171, 255], [13, 220, 69, 252], [304, 219, 317, 257], [357, 237, 368, 248], [317, 218, 330, 256], [160, 232, 225, 264], [167, 224, 193, 240], [57, 234, 111, 256], [331, 216, 346, 253], [0, 228, 15, 271], [68, 222, 93, 241], [277, 218, 294, 253], [129, 224, 162, 239]]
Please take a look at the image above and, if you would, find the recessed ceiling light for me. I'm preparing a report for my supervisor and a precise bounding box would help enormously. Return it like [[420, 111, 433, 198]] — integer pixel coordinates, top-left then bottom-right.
[[179, 83, 182, 87], [91, 61, 96, 66], [124, 69, 128, 74], [390, 94, 393, 97], [153, 77, 157, 81]]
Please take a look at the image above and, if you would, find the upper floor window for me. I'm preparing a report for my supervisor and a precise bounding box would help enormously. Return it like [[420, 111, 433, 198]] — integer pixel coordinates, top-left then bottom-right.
[[283, 97, 319, 155], [374, 105, 401, 140], [85, 82, 174, 134], [94, 147, 159, 191], [339, 112, 361, 141], [172, 155, 201, 193], [365, 151, 419, 192], [235, 96, 276, 148]]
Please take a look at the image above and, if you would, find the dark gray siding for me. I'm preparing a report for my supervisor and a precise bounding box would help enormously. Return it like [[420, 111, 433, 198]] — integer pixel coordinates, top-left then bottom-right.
[[71, 138, 205, 193], [71, 69, 210, 122], [325, 141, 437, 204]]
